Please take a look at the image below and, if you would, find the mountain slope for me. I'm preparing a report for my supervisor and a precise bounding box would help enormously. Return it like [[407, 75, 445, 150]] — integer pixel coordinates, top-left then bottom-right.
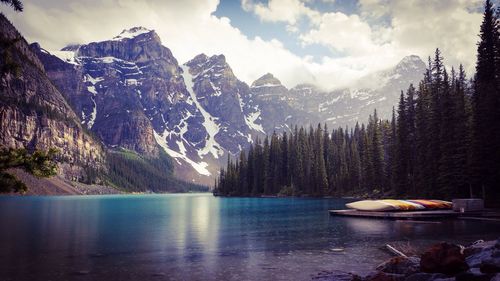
[[34, 28, 267, 184], [1, 16, 205, 192], [0, 13, 104, 182]]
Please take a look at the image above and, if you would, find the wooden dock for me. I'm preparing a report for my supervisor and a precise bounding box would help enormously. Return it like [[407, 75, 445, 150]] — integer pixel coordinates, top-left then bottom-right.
[[329, 209, 469, 220]]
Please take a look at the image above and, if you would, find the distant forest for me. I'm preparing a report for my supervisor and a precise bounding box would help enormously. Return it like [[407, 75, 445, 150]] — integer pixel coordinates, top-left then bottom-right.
[[214, 0, 500, 205]]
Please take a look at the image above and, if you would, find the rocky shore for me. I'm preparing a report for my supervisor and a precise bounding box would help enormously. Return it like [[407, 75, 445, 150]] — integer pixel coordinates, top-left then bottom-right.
[[313, 238, 500, 281], [5, 168, 123, 195]]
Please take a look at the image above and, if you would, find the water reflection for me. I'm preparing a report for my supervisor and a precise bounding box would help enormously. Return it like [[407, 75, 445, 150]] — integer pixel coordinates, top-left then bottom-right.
[[0, 194, 499, 281]]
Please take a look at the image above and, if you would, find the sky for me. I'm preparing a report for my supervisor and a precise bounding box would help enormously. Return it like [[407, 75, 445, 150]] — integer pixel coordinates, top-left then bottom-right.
[[1, 0, 485, 89]]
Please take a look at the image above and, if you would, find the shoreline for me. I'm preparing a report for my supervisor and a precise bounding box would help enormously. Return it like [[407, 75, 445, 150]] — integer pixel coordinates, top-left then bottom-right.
[[313, 238, 500, 281], [2, 168, 211, 196]]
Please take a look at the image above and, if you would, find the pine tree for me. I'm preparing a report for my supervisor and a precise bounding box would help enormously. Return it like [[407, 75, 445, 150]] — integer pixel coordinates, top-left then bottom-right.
[[472, 0, 500, 203], [415, 67, 432, 197], [280, 131, 290, 188], [438, 68, 455, 197], [388, 108, 397, 194], [396, 92, 409, 195], [371, 110, 384, 193], [455, 65, 472, 196], [405, 84, 417, 193], [262, 136, 271, 194], [315, 124, 328, 195], [238, 150, 248, 195]]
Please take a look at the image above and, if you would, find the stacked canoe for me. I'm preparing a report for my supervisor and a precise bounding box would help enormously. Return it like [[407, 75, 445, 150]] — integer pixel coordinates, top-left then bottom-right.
[[346, 199, 452, 212]]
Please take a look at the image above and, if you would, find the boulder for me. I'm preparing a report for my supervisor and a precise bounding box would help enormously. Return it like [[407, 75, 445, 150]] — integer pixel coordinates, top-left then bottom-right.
[[420, 242, 469, 275], [480, 256, 500, 273], [376, 256, 420, 276], [455, 267, 494, 281], [467, 246, 495, 268], [403, 272, 448, 281], [464, 240, 496, 257]]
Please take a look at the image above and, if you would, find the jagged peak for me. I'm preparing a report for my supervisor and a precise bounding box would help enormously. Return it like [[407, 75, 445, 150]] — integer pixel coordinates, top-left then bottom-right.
[[187, 53, 229, 70], [191, 53, 208, 62], [210, 54, 226, 63], [112, 26, 153, 41], [396, 55, 425, 69], [251, 73, 282, 88]]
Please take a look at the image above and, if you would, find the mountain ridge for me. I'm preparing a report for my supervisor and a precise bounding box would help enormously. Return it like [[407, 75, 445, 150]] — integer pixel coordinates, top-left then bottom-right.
[[30, 25, 426, 183]]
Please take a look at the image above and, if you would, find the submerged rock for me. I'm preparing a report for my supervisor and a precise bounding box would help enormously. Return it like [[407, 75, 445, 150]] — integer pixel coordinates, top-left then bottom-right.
[[420, 242, 469, 275]]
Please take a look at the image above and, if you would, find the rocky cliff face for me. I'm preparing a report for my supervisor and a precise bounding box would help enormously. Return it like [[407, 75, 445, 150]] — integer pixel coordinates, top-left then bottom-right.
[[184, 54, 264, 151], [250, 73, 319, 132], [0, 14, 104, 180]]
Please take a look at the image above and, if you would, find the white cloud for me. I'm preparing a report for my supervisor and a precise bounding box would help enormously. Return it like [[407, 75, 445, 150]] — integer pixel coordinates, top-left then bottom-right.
[[242, 0, 318, 25], [241, 0, 484, 82], [1, 0, 313, 87], [358, 0, 483, 74], [300, 12, 381, 55], [0, 0, 484, 90]]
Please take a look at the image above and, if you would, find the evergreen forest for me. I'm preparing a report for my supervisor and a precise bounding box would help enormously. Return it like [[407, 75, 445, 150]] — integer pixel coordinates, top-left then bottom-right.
[[214, 0, 500, 206]]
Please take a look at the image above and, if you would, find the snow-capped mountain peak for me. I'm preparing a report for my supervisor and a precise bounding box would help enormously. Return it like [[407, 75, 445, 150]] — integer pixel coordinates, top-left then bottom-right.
[[187, 54, 231, 81], [113, 26, 152, 41]]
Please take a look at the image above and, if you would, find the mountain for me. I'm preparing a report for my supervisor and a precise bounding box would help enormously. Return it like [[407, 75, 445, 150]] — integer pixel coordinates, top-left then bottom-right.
[[246, 56, 426, 132], [0, 14, 104, 182], [26, 24, 426, 183], [33, 27, 268, 184], [250, 73, 319, 132], [1, 16, 206, 192], [284, 55, 427, 128]]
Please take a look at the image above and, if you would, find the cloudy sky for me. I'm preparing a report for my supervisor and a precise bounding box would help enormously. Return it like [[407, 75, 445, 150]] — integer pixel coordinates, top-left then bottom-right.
[[2, 0, 484, 89]]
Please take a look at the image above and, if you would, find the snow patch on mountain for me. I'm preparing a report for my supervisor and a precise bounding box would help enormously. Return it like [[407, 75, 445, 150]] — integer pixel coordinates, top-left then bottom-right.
[[237, 91, 265, 133], [84, 74, 104, 85], [82, 74, 101, 129], [113, 27, 151, 41], [88, 96, 97, 129], [154, 130, 211, 176], [51, 50, 79, 65], [245, 110, 265, 133], [181, 65, 223, 159]]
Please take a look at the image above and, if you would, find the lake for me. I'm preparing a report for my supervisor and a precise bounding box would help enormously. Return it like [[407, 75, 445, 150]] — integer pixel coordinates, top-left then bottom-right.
[[0, 193, 499, 281]]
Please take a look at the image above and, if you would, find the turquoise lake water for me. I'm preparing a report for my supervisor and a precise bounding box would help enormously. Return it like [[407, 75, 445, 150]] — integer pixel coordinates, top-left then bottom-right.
[[0, 193, 499, 281]]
